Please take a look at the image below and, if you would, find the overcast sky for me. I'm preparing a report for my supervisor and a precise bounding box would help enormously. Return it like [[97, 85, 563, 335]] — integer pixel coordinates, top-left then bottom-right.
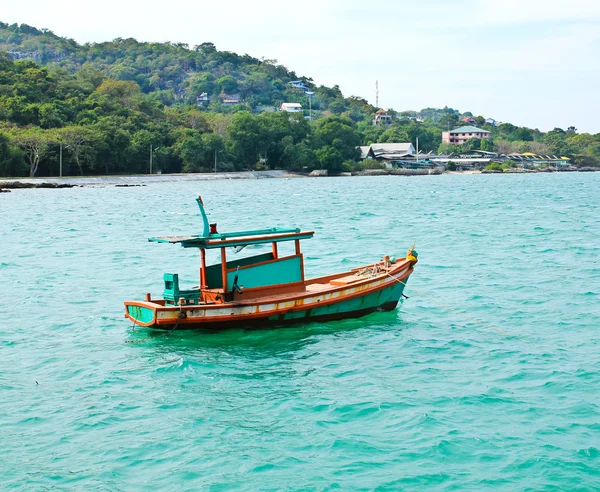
[[4, 0, 600, 133]]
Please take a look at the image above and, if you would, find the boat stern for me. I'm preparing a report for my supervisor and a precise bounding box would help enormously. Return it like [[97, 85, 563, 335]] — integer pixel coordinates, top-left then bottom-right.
[[124, 301, 158, 327]]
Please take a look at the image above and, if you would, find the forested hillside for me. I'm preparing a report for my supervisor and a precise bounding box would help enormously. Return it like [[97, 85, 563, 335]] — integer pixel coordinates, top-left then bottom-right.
[[0, 22, 598, 177]]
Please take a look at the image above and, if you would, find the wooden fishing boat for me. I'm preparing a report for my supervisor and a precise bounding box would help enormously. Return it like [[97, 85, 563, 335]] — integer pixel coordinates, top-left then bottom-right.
[[124, 196, 417, 330]]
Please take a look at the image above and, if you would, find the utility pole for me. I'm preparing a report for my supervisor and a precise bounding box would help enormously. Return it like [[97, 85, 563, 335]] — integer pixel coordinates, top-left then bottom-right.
[[150, 145, 160, 174], [214, 149, 223, 173], [59, 143, 63, 177], [416, 137, 419, 164], [306, 91, 314, 120]]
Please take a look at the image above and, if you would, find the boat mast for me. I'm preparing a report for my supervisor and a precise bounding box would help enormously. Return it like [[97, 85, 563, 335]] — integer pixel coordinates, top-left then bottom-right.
[[195, 195, 210, 237], [200, 249, 207, 288], [221, 247, 228, 292]]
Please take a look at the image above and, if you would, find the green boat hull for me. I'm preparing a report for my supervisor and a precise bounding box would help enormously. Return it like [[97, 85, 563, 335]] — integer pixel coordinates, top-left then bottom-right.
[[126, 274, 409, 331]]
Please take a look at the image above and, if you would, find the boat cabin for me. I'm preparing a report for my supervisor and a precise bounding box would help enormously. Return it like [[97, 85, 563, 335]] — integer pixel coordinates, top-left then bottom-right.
[[149, 196, 314, 305]]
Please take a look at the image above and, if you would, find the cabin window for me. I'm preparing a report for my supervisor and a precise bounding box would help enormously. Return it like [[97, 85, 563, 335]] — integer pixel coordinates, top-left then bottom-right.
[[276, 239, 299, 259]]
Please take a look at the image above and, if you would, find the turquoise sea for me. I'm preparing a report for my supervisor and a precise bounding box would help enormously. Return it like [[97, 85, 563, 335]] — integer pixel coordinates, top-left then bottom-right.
[[1, 173, 599, 490]]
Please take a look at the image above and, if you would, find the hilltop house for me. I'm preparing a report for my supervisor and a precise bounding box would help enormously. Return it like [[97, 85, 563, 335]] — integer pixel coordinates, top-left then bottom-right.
[[289, 81, 310, 92], [220, 94, 241, 105], [196, 92, 209, 104], [373, 109, 392, 126], [280, 102, 303, 113], [442, 126, 491, 145]]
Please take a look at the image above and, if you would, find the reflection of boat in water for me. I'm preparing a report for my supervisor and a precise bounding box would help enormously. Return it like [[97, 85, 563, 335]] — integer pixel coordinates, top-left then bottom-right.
[[124, 196, 418, 330]]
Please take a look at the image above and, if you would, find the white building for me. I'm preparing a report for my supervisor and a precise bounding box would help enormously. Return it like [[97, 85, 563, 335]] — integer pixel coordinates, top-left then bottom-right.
[[369, 143, 416, 158], [280, 103, 303, 113], [289, 81, 310, 92], [357, 143, 417, 167]]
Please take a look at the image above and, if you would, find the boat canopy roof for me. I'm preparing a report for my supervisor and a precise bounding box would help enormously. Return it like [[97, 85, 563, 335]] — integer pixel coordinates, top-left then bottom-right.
[[150, 229, 314, 249], [148, 196, 313, 249]]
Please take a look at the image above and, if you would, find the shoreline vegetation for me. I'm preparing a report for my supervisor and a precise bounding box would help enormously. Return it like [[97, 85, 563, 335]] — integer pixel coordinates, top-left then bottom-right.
[[0, 22, 599, 180], [1, 166, 598, 190]]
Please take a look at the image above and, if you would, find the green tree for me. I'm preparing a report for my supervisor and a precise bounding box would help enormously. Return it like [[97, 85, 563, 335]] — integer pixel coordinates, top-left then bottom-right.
[[315, 145, 343, 172], [461, 137, 482, 151], [328, 99, 347, 115], [174, 129, 206, 173], [480, 137, 492, 151], [0, 130, 25, 176], [217, 75, 238, 94], [228, 111, 261, 168], [58, 125, 99, 175], [255, 111, 310, 168], [282, 139, 316, 170], [379, 127, 410, 143], [312, 116, 360, 173], [543, 128, 572, 156], [437, 142, 460, 155], [10, 126, 54, 177], [94, 79, 142, 109]]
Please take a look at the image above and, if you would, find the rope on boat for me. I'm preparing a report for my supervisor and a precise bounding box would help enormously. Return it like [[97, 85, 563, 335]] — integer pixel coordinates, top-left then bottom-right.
[[171, 303, 186, 330], [385, 272, 527, 342]]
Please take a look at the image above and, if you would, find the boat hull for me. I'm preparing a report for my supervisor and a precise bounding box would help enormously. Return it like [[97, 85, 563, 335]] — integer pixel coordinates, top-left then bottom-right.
[[125, 260, 414, 331]]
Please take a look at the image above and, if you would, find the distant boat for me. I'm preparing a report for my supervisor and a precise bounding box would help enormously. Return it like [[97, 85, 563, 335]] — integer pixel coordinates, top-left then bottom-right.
[[124, 196, 418, 330]]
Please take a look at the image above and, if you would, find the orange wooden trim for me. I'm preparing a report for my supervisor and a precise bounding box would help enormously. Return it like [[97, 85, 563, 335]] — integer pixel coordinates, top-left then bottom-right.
[[295, 239, 301, 255], [154, 265, 413, 314], [126, 300, 161, 308], [154, 270, 414, 325], [151, 260, 411, 311], [153, 267, 414, 323], [124, 301, 158, 327], [230, 283, 306, 298], [225, 253, 301, 273], [236, 280, 305, 294], [272, 242, 278, 259], [200, 249, 207, 288], [221, 247, 228, 292]]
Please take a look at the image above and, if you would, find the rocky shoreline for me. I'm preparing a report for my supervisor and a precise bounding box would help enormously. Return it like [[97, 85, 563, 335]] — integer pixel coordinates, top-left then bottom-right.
[[0, 167, 597, 190]]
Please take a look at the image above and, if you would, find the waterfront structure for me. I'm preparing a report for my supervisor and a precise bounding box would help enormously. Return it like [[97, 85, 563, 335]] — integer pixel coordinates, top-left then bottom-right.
[[507, 153, 570, 167], [442, 126, 491, 145], [358, 143, 416, 167], [280, 102, 303, 112], [396, 150, 571, 170], [370, 143, 415, 158], [360, 143, 416, 162], [359, 146, 371, 160]]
